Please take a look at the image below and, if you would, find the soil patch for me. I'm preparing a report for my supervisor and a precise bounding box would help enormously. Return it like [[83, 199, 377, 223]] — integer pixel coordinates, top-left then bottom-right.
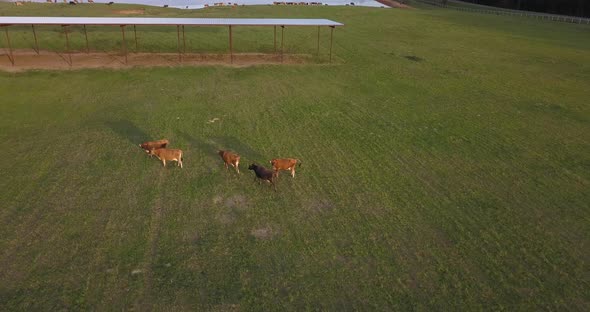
[[251, 227, 277, 240], [113, 9, 145, 15], [224, 194, 248, 210], [0, 50, 315, 72], [376, 0, 413, 8], [309, 198, 335, 213], [218, 212, 236, 225]]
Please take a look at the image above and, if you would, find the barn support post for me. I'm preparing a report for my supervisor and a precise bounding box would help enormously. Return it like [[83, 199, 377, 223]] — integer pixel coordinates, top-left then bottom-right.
[[329, 26, 334, 63], [229, 25, 233, 64], [63, 25, 72, 66], [3, 26, 14, 66], [32, 24, 39, 54], [281, 25, 284, 63], [316, 26, 320, 55], [120, 25, 127, 64], [133, 25, 138, 52], [176, 25, 181, 62], [182, 25, 186, 54], [83, 25, 89, 53]]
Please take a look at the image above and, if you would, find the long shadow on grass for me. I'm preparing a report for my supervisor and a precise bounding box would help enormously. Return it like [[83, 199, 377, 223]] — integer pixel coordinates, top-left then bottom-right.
[[104, 119, 150, 145], [177, 131, 266, 164]]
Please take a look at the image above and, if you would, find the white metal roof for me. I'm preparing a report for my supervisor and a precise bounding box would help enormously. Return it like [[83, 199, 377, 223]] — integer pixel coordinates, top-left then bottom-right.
[[0, 17, 343, 27]]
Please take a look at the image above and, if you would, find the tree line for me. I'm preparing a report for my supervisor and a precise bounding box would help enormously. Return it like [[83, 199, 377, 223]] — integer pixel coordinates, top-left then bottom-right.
[[457, 0, 588, 17]]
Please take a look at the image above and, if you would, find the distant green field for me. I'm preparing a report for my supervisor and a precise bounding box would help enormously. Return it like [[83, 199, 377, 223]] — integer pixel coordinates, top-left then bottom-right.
[[1, 3, 589, 310]]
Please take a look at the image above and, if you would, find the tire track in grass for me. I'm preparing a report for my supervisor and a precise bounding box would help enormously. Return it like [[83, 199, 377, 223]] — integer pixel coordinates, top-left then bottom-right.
[[136, 169, 166, 310], [332, 96, 501, 304], [302, 106, 437, 306], [81, 199, 117, 306], [257, 95, 380, 304], [76, 150, 158, 307], [386, 106, 590, 305]]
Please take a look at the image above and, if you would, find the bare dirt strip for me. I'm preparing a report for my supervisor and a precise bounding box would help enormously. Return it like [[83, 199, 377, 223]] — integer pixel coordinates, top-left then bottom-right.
[[376, 0, 413, 8], [0, 50, 313, 72], [112, 9, 146, 15]]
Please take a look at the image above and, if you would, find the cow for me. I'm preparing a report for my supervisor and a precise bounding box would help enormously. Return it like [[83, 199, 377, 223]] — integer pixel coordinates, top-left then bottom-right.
[[218, 150, 240, 174], [248, 164, 276, 191], [139, 139, 169, 156], [149, 148, 183, 168], [270, 158, 302, 178]]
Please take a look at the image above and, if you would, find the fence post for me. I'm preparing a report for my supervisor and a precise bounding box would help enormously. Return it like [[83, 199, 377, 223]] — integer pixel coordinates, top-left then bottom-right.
[[121, 25, 127, 64], [83, 25, 89, 53], [32, 24, 39, 54], [3, 26, 15, 66]]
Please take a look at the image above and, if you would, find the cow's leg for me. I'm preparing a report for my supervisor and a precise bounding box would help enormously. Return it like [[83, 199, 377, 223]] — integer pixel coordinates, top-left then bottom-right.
[[235, 161, 240, 174], [291, 167, 295, 178], [162, 159, 166, 167], [178, 159, 183, 168]]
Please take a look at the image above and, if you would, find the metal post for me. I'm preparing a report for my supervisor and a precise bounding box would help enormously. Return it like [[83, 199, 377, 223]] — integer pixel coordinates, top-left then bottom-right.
[[329, 26, 334, 63], [176, 25, 181, 62], [32, 24, 39, 54], [133, 25, 138, 52], [3, 27, 14, 66], [120, 25, 127, 64], [316, 26, 320, 55], [83, 25, 89, 53], [63, 25, 72, 66], [281, 25, 284, 63], [274, 25, 276, 52], [182, 25, 186, 54], [229, 25, 233, 64]]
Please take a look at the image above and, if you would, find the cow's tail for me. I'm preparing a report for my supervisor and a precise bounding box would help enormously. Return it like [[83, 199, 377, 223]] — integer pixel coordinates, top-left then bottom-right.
[[297, 159, 302, 168]]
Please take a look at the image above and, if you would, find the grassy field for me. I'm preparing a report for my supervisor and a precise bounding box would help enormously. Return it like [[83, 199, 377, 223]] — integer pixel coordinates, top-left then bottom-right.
[[1, 2, 589, 310]]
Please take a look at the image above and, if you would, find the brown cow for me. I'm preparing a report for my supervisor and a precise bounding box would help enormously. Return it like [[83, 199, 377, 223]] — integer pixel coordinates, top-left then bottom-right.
[[270, 158, 302, 178], [139, 139, 169, 156], [149, 148, 183, 168], [218, 150, 240, 174]]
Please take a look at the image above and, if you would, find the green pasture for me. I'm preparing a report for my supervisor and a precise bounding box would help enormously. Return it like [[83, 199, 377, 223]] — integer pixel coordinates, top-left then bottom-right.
[[1, 2, 589, 310]]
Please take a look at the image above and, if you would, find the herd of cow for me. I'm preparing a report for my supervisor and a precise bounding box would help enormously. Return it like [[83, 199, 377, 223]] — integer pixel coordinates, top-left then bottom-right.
[[139, 139, 301, 190]]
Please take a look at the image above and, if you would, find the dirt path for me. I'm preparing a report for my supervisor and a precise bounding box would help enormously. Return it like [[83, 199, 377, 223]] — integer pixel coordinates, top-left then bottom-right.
[[376, 0, 413, 8], [0, 50, 314, 72]]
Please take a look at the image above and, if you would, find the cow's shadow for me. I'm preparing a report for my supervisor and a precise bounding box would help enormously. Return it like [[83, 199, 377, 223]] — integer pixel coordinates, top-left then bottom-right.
[[104, 120, 150, 145], [178, 132, 266, 164]]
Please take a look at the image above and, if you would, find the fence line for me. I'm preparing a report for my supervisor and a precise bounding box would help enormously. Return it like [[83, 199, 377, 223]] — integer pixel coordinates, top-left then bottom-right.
[[411, 0, 590, 25]]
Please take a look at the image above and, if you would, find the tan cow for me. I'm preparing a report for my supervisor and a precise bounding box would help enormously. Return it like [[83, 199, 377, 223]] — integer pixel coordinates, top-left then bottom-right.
[[218, 150, 240, 174], [139, 139, 169, 156], [270, 158, 302, 178], [149, 148, 183, 168]]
